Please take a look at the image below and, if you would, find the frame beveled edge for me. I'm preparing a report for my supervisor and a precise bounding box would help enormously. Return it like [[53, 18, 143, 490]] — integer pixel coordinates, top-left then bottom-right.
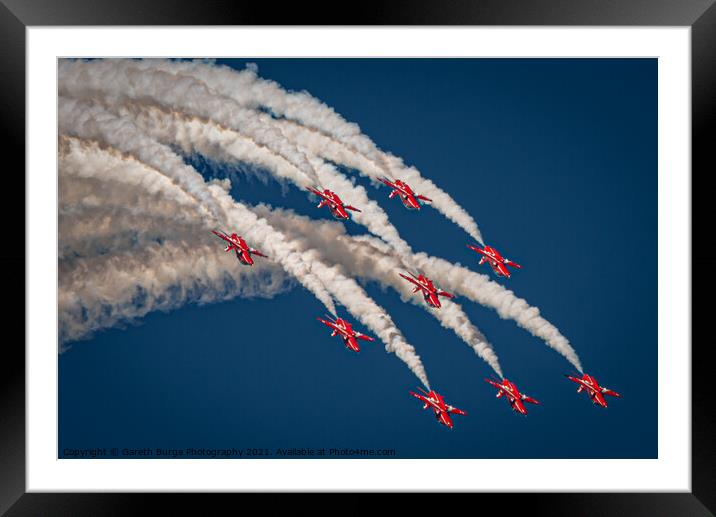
[[5, 0, 715, 514], [0, 1, 27, 516], [691, 1, 716, 514]]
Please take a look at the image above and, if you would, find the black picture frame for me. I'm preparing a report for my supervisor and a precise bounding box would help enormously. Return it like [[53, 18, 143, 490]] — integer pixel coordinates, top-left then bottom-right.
[[3, 0, 714, 514]]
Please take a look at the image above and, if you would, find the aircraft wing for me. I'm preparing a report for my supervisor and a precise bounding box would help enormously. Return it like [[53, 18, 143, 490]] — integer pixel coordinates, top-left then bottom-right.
[[306, 186, 330, 201], [467, 244, 489, 257], [602, 388, 621, 398], [485, 378, 503, 390], [415, 194, 432, 202], [437, 290, 454, 299], [378, 177, 397, 189], [379, 177, 411, 196], [447, 405, 466, 416], [505, 259, 522, 269], [344, 205, 362, 212], [565, 374, 584, 386], [250, 248, 269, 258], [522, 394, 540, 405], [399, 273, 425, 290], [211, 230, 233, 244], [355, 332, 375, 342], [317, 317, 340, 333], [409, 391, 428, 404]]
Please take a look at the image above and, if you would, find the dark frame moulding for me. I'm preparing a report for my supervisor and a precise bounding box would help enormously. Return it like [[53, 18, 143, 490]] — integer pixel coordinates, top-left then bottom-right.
[[2, 0, 713, 514]]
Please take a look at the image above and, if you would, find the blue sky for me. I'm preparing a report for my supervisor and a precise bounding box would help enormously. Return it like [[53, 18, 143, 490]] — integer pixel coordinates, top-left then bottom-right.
[[59, 58, 656, 459]]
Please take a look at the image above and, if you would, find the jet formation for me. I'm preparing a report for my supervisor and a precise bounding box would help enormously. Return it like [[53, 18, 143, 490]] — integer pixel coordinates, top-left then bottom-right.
[[210, 176, 620, 429]]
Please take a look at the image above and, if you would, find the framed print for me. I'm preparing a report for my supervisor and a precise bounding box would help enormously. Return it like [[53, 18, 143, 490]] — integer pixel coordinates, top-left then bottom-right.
[[5, 0, 715, 514]]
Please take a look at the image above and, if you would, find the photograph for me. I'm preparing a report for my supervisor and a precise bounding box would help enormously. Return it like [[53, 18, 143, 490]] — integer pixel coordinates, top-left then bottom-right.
[[57, 57, 656, 460]]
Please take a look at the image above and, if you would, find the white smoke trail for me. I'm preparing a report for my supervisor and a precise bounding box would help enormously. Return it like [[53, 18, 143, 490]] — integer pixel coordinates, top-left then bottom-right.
[[207, 175, 431, 388], [59, 179, 205, 260], [58, 59, 581, 380], [58, 121, 430, 386], [57, 67, 495, 378], [126, 58, 485, 244], [59, 97, 339, 316], [58, 59, 321, 186], [59, 136, 294, 345], [119, 102, 414, 256], [63, 194, 431, 388], [354, 235, 584, 373], [59, 239, 292, 346], [252, 205, 503, 378], [63, 156, 464, 383]]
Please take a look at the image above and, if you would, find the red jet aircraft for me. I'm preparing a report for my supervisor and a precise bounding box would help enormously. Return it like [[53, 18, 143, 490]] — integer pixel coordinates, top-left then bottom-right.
[[485, 378, 540, 415], [410, 387, 467, 429], [467, 244, 522, 278], [211, 230, 268, 266], [399, 271, 455, 309], [317, 314, 375, 353], [306, 187, 362, 220], [378, 177, 432, 210], [565, 373, 621, 408]]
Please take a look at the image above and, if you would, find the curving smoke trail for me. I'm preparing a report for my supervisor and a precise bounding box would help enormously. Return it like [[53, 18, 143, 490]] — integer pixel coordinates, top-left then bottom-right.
[[58, 59, 321, 186], [59, 239, 292, 347], [59, 137, 293, 346], [252, 204, 504, 378], [247, 202, 580, 373], [114, 102, 414, 257], [58, 58, 584, 384], [354, 235, 584, 373], [58, 122, 431, 387], [60, 58, 484, 244], [59, 96, 339, 316], [121, 58, 486, 245]]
